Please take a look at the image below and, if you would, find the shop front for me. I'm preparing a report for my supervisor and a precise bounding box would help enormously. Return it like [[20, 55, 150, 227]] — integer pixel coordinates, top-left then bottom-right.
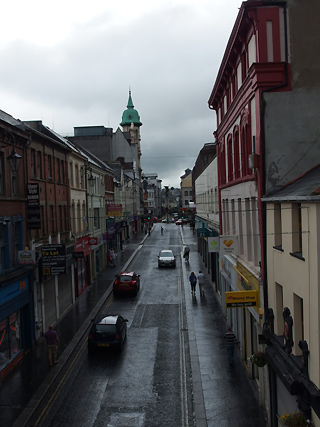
[[0, 266, 35, 380]]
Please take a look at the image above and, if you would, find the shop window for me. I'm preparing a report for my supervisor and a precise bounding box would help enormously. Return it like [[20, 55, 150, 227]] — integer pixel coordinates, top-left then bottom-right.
[[0, 311, 21, 366]]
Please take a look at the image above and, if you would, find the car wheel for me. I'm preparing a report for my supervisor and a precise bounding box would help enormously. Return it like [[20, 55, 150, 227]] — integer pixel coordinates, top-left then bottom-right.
[[158, 263, 161, 268], [113, 290, 118, 297]]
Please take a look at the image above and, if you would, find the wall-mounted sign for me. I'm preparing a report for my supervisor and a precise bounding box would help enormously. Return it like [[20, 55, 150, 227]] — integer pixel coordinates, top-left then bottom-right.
[[27, 183, 41, 230], [41, 244, 66, 275], [225, 290, 258, 308], [208, 237, 219, 252], [220, 236, 238, 255], [89, 237, 98, 245], [107, 204, 123, 217], [18, 250, 36, 265]]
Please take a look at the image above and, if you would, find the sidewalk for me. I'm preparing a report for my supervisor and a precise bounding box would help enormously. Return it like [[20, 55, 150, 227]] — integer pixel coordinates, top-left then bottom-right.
[[1, 230, 148, 427], [181, 225, 268, 427]]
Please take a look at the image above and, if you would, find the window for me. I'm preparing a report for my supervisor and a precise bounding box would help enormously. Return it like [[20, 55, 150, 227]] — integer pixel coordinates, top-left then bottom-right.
[[63, 205, 67, 231], [185, 200, 189, 206], [275, 282, 283, 334], [293, 293, 304, 353], [57, 159, 61, 182], [0, 152, 4, 195], [31, 149, 36, 177], [94, 208, 100, 229], [189, 191, 192, 196], [41, 205, 45, 236], [227, 135, 233, 182], [69, 162, 74, 187], [233, 130, 240, 179], [77, 203, 81, 233], [291, 203, 302, 256], [274, 203, 282, 248], [49, 205, 55, 234], [11, 174, 17, 196], [184, 190, 188, 196], [37, 151, 42, 178], [59, 205, 63, 231], [75, 164, 79, 188], [13, 219, 24, 265], [61, 160, 65, 183], [48, 155, 52, 180]]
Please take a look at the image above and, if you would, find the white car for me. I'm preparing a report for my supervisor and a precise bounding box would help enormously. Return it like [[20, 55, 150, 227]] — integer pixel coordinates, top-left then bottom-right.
[[158, 250, 176, 268]]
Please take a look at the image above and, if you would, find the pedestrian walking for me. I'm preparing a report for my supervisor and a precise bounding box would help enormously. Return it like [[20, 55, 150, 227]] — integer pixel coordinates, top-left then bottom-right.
[[112, 250, 117, 266], [189, 272, 197, 295], [197, 270, 205, 295], [224, 326, 237, 364], [43, 325, 60, 367], [183, 246, 190, 265]]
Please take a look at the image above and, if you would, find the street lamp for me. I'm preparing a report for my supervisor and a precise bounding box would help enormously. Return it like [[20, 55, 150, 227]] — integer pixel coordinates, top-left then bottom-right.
[[7, 147, 22, 174], [87, 172, 96, 188], [2, 130, 22, 175]]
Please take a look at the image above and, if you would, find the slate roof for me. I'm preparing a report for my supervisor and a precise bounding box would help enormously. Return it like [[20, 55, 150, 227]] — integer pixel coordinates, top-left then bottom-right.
[[262, 164, 320, 201]]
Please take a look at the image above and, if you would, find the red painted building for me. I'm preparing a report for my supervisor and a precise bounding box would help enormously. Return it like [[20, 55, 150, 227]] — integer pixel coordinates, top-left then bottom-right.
[[208, 0, 320, 424]]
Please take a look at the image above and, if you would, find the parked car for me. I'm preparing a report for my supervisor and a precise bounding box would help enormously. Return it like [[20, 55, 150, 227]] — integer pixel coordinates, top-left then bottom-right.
[[87, 314, 128, 352], [113, 271, 140, 296], [151, 217, 158, 222], [158, 250, 176, 268], [175, 219, 184, 225]]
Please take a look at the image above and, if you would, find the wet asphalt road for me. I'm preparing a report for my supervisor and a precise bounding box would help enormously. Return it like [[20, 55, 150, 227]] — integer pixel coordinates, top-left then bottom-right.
[[2, 223, 268, 426], [24, 225, 194, 427]]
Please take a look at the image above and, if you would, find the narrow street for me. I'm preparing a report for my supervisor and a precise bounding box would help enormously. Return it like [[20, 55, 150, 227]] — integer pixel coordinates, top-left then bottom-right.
[[3, 224, 267, 427]]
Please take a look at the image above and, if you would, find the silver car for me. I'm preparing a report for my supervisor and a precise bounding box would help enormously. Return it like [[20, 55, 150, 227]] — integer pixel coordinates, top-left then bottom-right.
[[158, 250, 176, 268]]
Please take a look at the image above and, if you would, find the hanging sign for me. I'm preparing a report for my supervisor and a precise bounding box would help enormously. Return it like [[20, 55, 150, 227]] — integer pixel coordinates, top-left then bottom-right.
[[208, 237, 219, 252], [220, 236, 238, 255]]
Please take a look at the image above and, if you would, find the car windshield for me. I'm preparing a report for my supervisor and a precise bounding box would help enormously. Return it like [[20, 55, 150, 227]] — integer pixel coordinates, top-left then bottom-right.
[[118, 275, 133, 282], [93, 324, 116, 335], [160, 251, 173, 257]]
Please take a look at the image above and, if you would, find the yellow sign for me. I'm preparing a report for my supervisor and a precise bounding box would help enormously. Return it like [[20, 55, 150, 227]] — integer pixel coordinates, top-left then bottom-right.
[[225, 291, 259, 308]]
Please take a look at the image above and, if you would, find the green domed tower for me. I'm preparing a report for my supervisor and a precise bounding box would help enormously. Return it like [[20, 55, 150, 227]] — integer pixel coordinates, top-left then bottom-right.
[[120, 90, 142, 178], [120, 90, 142, 127]]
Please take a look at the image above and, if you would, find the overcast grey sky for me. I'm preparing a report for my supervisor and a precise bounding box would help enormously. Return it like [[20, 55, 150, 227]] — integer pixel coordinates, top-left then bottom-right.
[[0, 0, 241, 188]]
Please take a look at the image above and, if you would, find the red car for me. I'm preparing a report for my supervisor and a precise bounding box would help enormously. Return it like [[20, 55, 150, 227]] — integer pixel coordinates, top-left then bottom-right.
[[113, 271, 140, 296], [175, 219, 184, 225]]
